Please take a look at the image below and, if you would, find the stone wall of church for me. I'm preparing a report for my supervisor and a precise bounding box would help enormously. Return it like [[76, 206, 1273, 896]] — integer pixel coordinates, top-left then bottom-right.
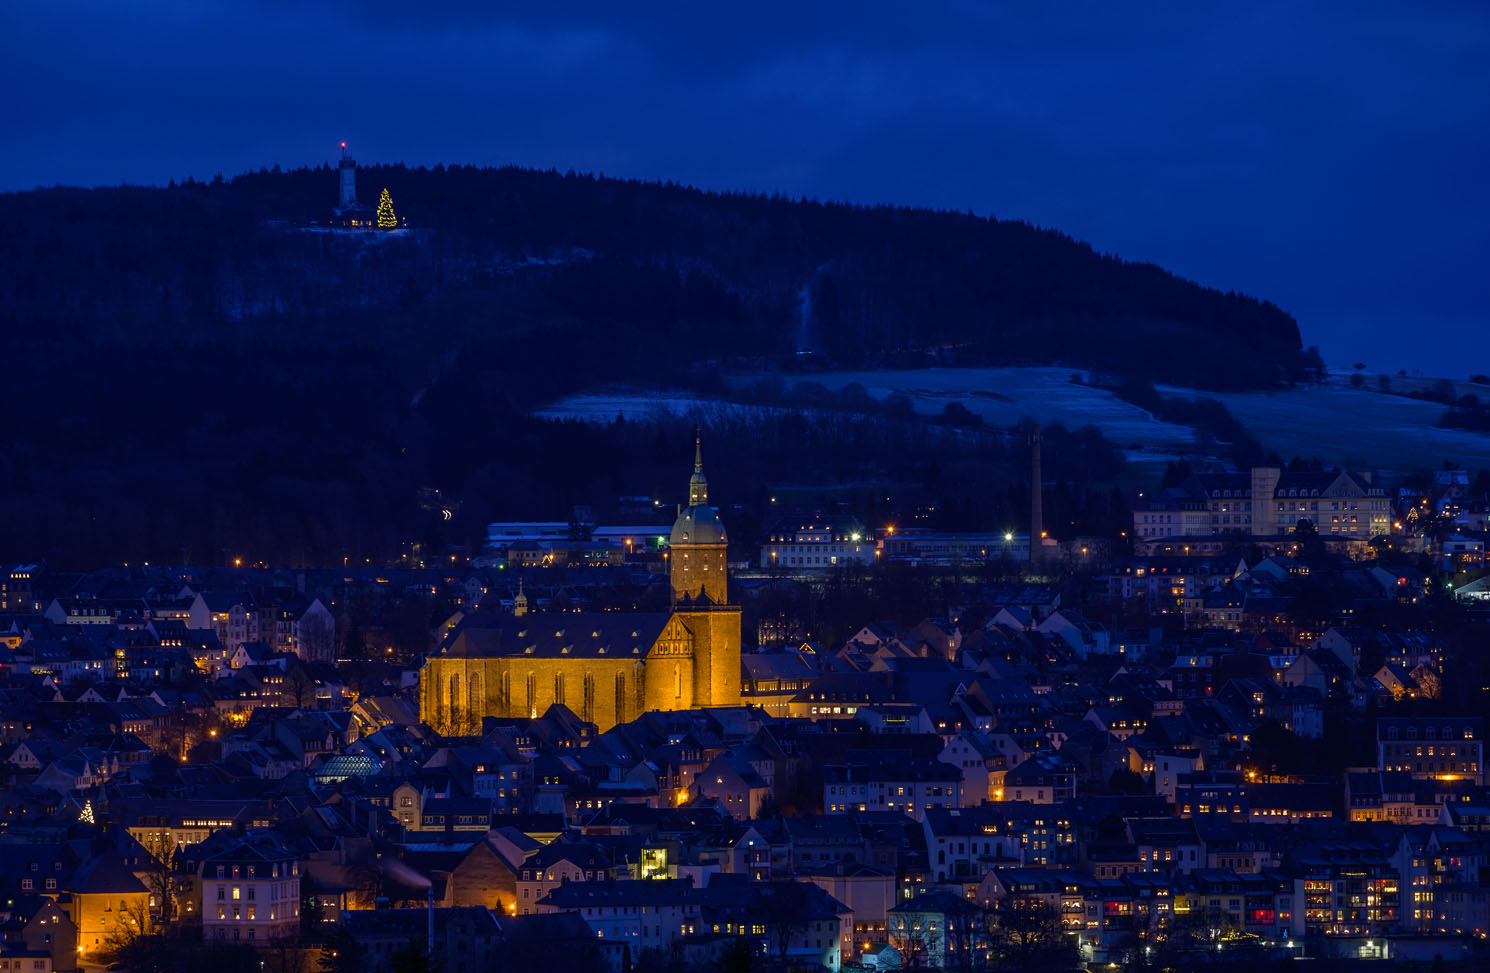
[[423, 656, 648, 734], [642, 652, 696, 715], [675, 608, 742, 708], [670, 543, 728, 603]]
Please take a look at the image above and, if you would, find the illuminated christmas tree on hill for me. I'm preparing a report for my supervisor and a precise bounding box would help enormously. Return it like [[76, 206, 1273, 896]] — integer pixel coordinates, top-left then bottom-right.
[[376, 188, 398, 229], [330, 142, 405, 229]]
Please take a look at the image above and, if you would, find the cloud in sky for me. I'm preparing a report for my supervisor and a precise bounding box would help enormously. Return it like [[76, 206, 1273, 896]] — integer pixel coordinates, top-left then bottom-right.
[[4, 1, 1486, 373]]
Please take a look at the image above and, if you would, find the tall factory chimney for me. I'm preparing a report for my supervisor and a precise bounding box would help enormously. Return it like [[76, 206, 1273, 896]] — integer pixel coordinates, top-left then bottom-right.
[[1030, 424, 1043, 564]]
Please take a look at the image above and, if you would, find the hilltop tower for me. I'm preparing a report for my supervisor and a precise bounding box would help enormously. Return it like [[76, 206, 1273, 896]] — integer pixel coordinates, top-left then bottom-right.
[[337, 141, 357, 210]]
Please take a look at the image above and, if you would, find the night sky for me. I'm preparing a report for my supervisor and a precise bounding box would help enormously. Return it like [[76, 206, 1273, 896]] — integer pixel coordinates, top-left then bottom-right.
[[6, 2, 1486, 375]]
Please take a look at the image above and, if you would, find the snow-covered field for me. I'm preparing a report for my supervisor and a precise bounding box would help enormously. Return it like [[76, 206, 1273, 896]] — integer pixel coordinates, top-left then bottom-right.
[[536, 367, 1490, 474], [786, 367, 1195, 453], [795, 366, 1490, 472], [535, 389, 771, 422], [1155, 379, 1490, 472]]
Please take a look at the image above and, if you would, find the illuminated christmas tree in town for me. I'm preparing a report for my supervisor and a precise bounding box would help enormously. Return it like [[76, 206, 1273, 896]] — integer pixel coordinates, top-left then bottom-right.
[[376, 188, 398, 228]]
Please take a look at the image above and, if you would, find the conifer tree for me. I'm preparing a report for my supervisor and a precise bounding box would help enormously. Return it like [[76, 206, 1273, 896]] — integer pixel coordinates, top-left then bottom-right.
[[376, 188, 397, 229]]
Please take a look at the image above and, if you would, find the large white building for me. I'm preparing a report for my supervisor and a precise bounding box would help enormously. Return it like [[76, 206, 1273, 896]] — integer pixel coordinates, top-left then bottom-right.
[[878, 530, 1030, 564], [1134, 467, 1391, 541], [190, 834, 301, 945], [761, 515, 874, 570]]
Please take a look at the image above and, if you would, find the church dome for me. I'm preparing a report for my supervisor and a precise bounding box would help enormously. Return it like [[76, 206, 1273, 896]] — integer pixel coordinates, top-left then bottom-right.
[[670, 429, 726, 546], [671, 504, 727, 546]]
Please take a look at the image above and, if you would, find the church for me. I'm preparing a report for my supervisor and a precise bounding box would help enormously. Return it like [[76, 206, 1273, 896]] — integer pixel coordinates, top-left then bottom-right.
[[420, 438, 741, 734]]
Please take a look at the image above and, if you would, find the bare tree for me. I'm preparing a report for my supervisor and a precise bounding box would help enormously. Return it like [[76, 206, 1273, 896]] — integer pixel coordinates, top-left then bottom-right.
[[100, 897, 156, 964], [888, 914, 932, 969], [758, 882, 819, 970], [140, 852, 179, 924], [987, 897, 1075, 970], [285, 665, 317, 710]]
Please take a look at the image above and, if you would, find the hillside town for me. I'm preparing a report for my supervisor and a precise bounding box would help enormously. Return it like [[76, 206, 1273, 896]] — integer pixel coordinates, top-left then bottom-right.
[[4, 453, 1490, 973]]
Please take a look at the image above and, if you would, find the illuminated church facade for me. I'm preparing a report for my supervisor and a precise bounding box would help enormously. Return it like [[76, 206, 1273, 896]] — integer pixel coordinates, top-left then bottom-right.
[[420, 438, 741, 734]]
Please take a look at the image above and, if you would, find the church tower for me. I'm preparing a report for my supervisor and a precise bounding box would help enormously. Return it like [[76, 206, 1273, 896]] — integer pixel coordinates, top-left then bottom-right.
[[669, 432, 740, 707], [420, 433, 741, 737], [670, 432, 728, 604]]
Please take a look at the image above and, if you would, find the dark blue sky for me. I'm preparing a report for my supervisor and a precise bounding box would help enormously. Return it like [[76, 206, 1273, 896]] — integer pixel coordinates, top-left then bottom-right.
[[6, 2, 1486, 375]]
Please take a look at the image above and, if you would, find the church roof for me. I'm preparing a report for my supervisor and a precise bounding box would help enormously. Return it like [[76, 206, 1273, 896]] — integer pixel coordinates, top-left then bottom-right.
[[670, 505, 727, 546], [442, 612, 675, 659]]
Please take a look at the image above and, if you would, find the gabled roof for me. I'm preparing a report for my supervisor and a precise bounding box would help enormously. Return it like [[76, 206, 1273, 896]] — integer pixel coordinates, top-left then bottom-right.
[[524, 838, 611, 871], [341, 906, 500, 940], [538, 877, 696, 909], [68, 853, 148, 895], [889, 889, 983, 915], [442, 612, 674, 659]]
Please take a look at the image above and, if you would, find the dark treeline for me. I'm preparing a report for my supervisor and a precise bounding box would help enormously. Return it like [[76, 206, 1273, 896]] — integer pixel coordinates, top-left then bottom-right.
[[2, 163, 1312, 386], [1432, 381, 1490, 433], [0, 162, 1288, 564], [1439, 406, 1490, 433], [1096, 375, 1272, 467], [0, 384, 1128, 569], [431, 408, 1130, 561]]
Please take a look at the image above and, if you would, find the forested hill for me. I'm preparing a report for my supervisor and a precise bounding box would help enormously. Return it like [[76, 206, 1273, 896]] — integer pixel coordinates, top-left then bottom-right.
[[2, 163, 1312, 389], [0, 164, 1311, 566]]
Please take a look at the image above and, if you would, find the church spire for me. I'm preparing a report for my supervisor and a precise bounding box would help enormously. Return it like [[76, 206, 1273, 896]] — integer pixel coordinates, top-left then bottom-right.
[[688, 427, 708, 507]]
